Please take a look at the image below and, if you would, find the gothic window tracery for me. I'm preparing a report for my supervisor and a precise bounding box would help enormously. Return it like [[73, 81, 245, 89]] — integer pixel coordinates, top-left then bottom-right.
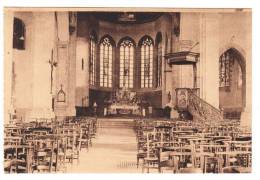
[[119, 38, 134, 88], [219, 51, 234, 88], [100, 37, 113, 87], [141, 36, 153, 88]]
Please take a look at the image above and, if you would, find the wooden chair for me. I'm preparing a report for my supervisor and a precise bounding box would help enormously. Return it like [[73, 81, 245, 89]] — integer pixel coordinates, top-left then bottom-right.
[[77, 124, 90, 151], [142, 131, 159, 173], [60, 127, 80, 164], [54, 136, 68, 172], [4, 125, 23, 137], [225, 140, 252, 168], [29, 138, 56, 173], [4, 145, 34, 173], [158, 150, 175, 173]]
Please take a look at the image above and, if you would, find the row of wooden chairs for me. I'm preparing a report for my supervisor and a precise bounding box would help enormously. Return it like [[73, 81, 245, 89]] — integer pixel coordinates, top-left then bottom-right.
[[4, 117, 97, 173], [134, 118, 252, 173]]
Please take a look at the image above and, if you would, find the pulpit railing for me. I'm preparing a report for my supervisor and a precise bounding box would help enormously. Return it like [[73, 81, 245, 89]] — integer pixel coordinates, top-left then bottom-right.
[[187, 89, 223, 125]]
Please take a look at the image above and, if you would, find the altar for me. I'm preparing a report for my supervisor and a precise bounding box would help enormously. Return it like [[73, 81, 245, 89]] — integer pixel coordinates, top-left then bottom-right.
[[107, 87, 141, 116], [109, 103, 140, 115]]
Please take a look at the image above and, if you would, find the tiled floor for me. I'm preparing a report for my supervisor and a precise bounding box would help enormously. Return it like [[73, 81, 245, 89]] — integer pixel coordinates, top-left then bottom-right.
[[67, 118, 142, 173]]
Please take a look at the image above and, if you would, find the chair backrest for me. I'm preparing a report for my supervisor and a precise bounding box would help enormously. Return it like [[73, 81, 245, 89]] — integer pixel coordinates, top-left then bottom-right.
[[159, 151, 171, 162], [4, 126, 22, 136], [4, 136, 23, 146]]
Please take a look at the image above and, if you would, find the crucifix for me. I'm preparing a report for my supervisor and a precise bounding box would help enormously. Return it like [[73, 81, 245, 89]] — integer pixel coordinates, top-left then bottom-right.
[[48, 49, 58, 94]]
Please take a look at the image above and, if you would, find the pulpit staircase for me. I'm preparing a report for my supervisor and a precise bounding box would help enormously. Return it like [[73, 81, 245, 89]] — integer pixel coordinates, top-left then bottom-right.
[[176, 88, 251, 133], [176, 88, 225, 125], [165, 40, 226, 125]]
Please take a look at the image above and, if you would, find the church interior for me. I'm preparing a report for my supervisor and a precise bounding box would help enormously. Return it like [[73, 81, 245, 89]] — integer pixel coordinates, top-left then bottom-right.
[[3, 8, 252, 173]]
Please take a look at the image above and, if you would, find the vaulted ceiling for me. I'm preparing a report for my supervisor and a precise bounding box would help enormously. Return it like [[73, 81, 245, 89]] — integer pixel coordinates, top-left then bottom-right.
[[78, 12, 164, 24]]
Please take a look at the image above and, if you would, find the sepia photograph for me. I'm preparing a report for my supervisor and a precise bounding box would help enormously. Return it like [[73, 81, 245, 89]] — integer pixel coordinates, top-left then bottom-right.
[[3, 7, 253, 174]]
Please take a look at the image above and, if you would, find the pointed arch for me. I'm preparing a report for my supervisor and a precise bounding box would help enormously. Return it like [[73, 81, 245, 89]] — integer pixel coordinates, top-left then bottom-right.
[[99, 34, 116, 46], [118, 37, 136, 88], [99, 35, 115, 88], [118, 36, 136, 47], [138, 35, 154, 47], [219, 47, 246, 119], [138, 35, 154, 88]]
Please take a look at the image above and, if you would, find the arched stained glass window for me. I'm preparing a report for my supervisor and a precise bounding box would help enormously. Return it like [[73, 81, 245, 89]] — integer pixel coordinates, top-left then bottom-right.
[[100, 37, 113, 87], [141, 37, 153, 88], [119, 39, 134, 88], [89, 34, 96, 85], [219, 51, 234, 88]]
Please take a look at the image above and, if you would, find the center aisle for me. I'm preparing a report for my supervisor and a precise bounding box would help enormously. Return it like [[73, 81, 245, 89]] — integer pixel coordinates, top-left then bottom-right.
[[67, 118, 141, 173]]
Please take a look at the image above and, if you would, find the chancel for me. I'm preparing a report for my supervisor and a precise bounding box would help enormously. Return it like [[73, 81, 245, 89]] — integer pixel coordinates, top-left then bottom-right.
[[3, 8, 252, 173]]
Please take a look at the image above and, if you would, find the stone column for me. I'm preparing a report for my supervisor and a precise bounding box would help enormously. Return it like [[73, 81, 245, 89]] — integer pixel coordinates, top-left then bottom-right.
[[76, 37, 89, 107], [178, 12, 199, 90], [67, 12, 77, 116], [4, 10, 14, 124], [199, 13, 220, 108], [179, 64, 194, 88], [55, 12, 76, 118], [240, 45, 252, 129], [28, 12, 56, 121], [170, 65, 181, 118], [162, 32, 170, 106]]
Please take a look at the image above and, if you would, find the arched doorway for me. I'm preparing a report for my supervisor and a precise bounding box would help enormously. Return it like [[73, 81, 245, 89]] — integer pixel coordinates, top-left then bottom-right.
[[219, 48, 246, 120]]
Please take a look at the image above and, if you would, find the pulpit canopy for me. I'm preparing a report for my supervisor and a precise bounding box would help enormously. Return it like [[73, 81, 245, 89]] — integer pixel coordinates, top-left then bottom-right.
[[165, 51, 199, 65]]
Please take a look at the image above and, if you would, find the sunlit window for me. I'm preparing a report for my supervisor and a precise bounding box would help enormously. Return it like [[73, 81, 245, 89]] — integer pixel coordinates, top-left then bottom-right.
[[119, 39, 134, 88], [100, 37, 113, 87], [219, 51, 234, 87], [141, 37, 153, 88]]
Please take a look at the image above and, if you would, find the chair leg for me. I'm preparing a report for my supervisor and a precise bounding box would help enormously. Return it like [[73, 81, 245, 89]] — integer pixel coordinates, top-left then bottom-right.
[[79, 142, 82, 151], [71, 154, 74, 164], [77, 151, 80, 165]]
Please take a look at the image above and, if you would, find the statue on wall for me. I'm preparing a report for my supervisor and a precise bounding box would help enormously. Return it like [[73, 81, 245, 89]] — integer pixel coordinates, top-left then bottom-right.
[[176, 88, 188, 110], [168, 91, 171, 103]]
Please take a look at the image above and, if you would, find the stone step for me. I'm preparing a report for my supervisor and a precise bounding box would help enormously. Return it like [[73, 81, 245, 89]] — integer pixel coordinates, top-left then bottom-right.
[[98, 118, 134, 129], [100, 124, 134, 127]]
